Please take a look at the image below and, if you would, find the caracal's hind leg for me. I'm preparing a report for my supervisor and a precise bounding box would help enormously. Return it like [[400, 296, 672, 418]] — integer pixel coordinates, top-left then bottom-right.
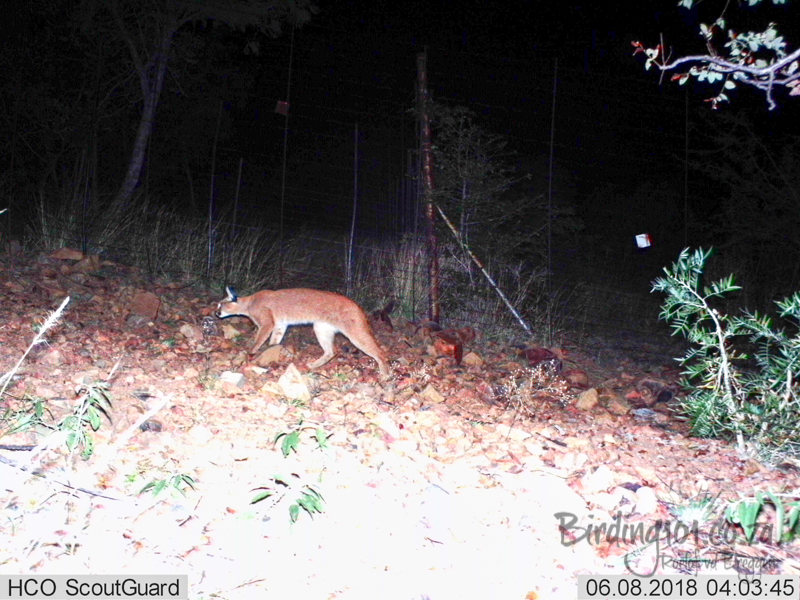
[[348, 335, 389, 378]]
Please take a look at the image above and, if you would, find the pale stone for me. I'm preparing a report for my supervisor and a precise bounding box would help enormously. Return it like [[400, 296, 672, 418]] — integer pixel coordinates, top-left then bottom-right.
[[420, 384, 445, 404], [495, 423, 531, 442], [255, 345, 284, 366], [220, 324, 241, 340], [581, 465, 617, 493], [575, 388, 599, 410], [219, 371, 245, 388], [277, 363, 311, 402], [179, 323, 203, 340], [462, 351, 484, 367], [50, 247, 84, 261], [602, 392, 631, 416], [634, 486, 659, 515]]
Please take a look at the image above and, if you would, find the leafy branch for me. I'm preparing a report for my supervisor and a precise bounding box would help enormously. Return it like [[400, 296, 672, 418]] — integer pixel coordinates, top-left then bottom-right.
[[633, 0, 799, 109], [653, 248, 800, 460]]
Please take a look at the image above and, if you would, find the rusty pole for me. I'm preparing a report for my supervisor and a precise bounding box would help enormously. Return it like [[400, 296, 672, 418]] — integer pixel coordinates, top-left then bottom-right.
[[416, 52, 440, 324]]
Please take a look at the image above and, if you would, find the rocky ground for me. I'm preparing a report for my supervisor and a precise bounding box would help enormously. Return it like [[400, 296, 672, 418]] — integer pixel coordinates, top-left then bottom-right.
[[0, 249, 798, 600]]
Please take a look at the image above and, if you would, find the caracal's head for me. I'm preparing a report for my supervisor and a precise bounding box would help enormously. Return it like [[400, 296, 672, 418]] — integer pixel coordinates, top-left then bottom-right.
[[215, 286, 241, 319]]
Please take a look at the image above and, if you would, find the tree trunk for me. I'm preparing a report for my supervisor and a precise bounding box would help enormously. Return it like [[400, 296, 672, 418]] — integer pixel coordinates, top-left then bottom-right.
[[112, 25, 175, 207], [417, 53, 440, 324]]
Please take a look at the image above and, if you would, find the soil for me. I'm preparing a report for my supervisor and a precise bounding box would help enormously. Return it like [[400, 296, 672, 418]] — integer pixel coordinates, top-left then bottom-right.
[[1, 251, 798, 600]]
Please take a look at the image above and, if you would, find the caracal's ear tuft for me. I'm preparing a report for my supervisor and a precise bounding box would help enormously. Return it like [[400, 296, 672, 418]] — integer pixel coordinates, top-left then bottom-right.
[[225, 286, 237, 302]]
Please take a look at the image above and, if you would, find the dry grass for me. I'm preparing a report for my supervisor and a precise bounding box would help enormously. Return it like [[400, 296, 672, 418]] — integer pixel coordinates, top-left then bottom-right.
[[28, 194, 582, 344]]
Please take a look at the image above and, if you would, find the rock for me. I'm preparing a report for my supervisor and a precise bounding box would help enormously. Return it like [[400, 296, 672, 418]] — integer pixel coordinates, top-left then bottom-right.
[[129, 291, 161, 320], [3, 280, 24, 293], [420, 384, 445, 404], [373, 413, 402, 440], [179, 323, 203, 341], [277, 363, 311, 402], [34, 383, 61, 399], [581, 465, 617, 493], [636, 377, 677, 407], [187, 425, 214, 444], [591, 489, 625, 512], [71, 254, 100, 274], [219, 371, 245, 388], [462, 351, 484, 367], [520, 347, 562, 372], [125, 314, 149, 328], [220, 324, 241, 340], [553, 451, 589, 471], [562, 369, 589, 388], [575, 388, 599, 410], [254, 345, 283, 366], [634, 486, 659, 515], [495, 423, 531, 442], [50, 247, 84, 261], [602, 392, 631, 416], [562, 436, 591, 449], [37, 348, 65, 366], [633, 466, 658, 485], [744, 459, 765, 476], [432, 331, 463, 365]]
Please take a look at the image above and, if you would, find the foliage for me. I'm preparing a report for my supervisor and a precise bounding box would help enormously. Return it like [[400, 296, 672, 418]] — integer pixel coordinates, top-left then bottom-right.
[[0, 297, 116, 461], [251, 476, 325, 524], [653, 248, 800, 459], [662, 486, 799, 548], [0, 397, 48, 440], [28, 192, 291, 291], [274, 420, 331, 457], [140, 473, 197, 499], [683, 113, 800, 309], [0, 297, 70, 400], [250, 421, 329, 524], [726, 490, 800, 544], [427, 102, 568, 261], [633, 0, 799, 109], [665, 491, 720, 528], [429, 104, 518, 243], [349, 234, 565, 343], [28, 188, 574, 344], [86, 0, 317, 205], [59, 379, 114, 460]]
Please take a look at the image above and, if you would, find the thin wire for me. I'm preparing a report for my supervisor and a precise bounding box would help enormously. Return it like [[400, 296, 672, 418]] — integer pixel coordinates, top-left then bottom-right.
[[547, 58, 558, 328], [684, 88, 690, 247], [278, 24, 295, 286]]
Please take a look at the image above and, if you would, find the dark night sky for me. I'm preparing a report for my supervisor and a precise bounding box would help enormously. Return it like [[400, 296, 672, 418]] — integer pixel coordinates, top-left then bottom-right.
[[3, 0, 797, 288], [280, 0, 798, 285]]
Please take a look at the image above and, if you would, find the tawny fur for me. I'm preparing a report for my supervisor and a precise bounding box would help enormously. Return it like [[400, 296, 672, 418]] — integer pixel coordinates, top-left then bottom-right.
[[215, 287, 389, 378]]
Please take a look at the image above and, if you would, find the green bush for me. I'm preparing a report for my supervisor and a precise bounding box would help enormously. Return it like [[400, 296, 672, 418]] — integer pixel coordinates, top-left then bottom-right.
[[653, 248, 800, 461]]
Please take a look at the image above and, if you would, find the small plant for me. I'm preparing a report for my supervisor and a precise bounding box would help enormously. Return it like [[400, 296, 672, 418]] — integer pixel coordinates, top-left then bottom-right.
[[251, 475, 325, 524], [725, 491, 800, 545], [58, 379, 114, 460], [499, 364, 574, 421], [248, 421, 331, 523], [665, 490, 720, 529], [140, 473, 197, 499], [653, 248, 800, 457], [0, 396, 49, 439], [0, 297, 69, 399], [275, 420, 332, 456]]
